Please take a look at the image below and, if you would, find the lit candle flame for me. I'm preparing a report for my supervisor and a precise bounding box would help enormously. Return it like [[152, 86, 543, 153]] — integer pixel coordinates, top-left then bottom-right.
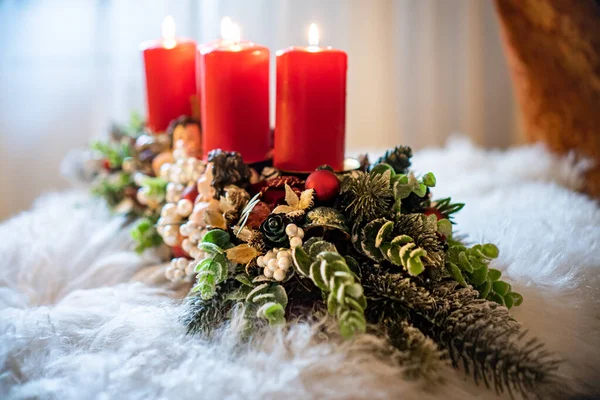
[[221, 17, 232, 38], [308, 23, 319, 47], [221, 16, 241, 43], [162, 16, 177, 49]]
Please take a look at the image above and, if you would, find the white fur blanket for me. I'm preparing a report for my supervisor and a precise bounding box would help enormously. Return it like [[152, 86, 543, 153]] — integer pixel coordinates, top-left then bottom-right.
[[1, 139, 599, 399]]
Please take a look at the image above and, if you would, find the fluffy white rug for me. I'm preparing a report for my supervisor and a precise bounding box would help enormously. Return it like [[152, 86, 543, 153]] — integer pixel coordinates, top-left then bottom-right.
[[1, 139, 599, 400]]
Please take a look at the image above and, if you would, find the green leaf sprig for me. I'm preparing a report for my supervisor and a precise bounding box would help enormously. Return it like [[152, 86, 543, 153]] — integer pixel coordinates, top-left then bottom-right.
[[292, 238, 367, 338], [130, 216, 163, 253], [139, 176, 168, 198], [192, 230, 234, 299], [446, 243, 523, 308], [91, 140, 132, 170], [370, 163, 436, 215], [359, 218, 428, 276]]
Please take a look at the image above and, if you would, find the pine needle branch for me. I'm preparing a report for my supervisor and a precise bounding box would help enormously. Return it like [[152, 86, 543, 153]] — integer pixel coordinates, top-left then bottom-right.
[[419, 281, 562, 398], [362, 269, 561, 398], [384, 318, 448, 383]]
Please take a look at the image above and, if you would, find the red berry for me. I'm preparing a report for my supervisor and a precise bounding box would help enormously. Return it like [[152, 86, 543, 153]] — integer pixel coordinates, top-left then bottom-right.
[[424, 207, 444, 220], [102, 159, 111, 171], [172, 246, 190, 259], [305, 170, 340, 203], [181, 185, 199, 203]]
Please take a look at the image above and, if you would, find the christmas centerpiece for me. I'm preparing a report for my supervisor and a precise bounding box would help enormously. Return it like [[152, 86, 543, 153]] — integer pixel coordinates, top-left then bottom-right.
[[86, 16, 562, 399]]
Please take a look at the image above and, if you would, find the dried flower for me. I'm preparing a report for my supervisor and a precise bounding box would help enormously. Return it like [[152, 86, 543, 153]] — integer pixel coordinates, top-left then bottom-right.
[[225, 244, 260, 264], [259, 176, 304, 205], [272, 184, 314, 217]]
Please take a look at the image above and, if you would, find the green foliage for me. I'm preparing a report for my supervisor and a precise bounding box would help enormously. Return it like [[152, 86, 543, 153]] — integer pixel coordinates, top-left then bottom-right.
[[91, 172, 133, 207], [292, 239, 367, 338], [390, 171, 436, 214], [362, 270, 436, 313], [130, 216, 163, 253], [446, 243, 523, 308], [177, 144, 546, 396], [125, 111, 145, 136], [243, 283, 288, 326], [431, 197, 465, 222], [339, 164, 436, 226], [420, 281, 559, 397], [363, 269, 558, 398], [373, 145, 413, 175], [139, 176, 167, 198], [191, 229, 234, 299], [91, 140, 132, 170], [357, 214, 445, 278], [384, 319, 447, 383], [359, 218, 427, 276]]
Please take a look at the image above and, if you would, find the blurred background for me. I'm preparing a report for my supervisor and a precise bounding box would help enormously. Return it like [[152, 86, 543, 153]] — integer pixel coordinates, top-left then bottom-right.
[[0, 0, 520, 220]]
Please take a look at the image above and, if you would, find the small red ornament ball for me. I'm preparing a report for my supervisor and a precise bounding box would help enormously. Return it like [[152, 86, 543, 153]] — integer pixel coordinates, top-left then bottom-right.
[[305, 170, 340, 203]]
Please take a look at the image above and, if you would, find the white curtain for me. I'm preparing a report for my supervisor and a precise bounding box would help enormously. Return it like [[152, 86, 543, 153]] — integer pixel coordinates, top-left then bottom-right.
[[0, 0, 520, 219]]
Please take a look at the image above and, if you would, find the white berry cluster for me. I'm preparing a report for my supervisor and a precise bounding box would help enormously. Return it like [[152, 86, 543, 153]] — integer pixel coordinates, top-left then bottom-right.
[[160, 218, 208, 283], [165, 257, 197, 283], [285, 223, 305, 248], [255, 223, 305, 282], [159, 140, 205, 186], [160, 159, 220, 283], [257, 248, 292, 281], [179, 221, 207, 260], [165, 182, 185, 204], [157, 201, 194, 246]]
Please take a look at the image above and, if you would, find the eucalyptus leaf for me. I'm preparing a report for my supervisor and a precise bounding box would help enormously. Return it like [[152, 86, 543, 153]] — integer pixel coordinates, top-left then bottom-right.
[[198, 242, 224, 255], [202, 229, 231, 248], [488, 268, 502, 281], [493, 281, 511, 297], [447, 262, 468, 286], [422, 172, 436, 187], [375, 220, 394, 248], [292, 246, 312, 276], [437, 219, 452, 237]]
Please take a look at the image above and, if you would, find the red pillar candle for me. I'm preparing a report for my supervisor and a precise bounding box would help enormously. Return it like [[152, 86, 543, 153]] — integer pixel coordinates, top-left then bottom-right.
[[199, 19, 270, 164], [274, 24, 347, 172], [142, 16, 197, 133]]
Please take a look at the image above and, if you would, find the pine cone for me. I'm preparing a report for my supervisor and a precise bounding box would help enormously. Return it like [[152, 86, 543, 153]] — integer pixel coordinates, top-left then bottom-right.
[[208, 149, 251, 197], [374, 146, 413, 175]]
